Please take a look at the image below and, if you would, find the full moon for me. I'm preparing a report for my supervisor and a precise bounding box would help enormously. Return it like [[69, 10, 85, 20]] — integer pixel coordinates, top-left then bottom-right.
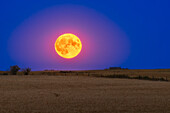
[[55, 33, 82, 59]]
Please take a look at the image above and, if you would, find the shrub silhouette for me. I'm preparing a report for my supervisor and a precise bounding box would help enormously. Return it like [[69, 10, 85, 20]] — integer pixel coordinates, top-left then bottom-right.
[[100, 74, 168, 82], [0, 73, 8, 75], [22, 67, 31, 75], [3, 73, 8, 75], [10, 65, 20, 75]]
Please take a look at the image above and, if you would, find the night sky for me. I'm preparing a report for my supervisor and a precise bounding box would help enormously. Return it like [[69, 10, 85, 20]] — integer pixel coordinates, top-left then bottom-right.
[[0, 0, 170, 70]]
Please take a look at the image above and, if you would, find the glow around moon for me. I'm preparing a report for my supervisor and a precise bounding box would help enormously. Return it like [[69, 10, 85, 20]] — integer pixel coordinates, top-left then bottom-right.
[[9, 5, 129, 70], [55, 33, 82, 59]]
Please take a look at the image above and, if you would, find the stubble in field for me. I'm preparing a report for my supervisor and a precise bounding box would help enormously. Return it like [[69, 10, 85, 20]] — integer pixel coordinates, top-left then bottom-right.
[[0, 75, 169, 113]]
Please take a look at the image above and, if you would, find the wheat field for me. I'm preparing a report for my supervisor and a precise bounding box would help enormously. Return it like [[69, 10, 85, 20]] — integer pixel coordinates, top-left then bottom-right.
[[0, 75, 169, 113]]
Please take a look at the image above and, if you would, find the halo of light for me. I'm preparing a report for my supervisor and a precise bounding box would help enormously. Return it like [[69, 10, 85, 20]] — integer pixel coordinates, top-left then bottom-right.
[[8, 5, 130, 70]]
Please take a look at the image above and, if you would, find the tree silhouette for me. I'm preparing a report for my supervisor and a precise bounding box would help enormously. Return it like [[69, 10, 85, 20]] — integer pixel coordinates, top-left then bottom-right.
[[22, 67, 31, 75], [10, 65, 20, 75]]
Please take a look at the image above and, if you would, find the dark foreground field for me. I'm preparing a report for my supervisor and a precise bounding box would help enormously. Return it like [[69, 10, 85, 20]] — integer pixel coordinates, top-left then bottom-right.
[[0, 75, 169, 113]]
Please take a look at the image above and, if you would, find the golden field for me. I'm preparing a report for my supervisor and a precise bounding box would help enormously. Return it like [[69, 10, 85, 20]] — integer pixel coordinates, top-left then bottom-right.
[[30, 69, 170, 81], [0, 69, 170, 113]]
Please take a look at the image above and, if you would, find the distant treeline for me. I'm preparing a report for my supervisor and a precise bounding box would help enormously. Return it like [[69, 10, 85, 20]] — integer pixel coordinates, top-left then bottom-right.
[[0, 65, 31, 75], [94, 74, 169, 82], [0, 66, 169, 82]]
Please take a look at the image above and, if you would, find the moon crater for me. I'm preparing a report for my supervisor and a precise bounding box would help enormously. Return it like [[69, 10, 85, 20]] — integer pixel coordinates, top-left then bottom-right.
[[55, 33, 82, 59]]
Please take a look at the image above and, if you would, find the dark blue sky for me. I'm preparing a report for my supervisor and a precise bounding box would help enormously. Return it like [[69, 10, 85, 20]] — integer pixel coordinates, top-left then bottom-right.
[[1, 0, 170, 70]]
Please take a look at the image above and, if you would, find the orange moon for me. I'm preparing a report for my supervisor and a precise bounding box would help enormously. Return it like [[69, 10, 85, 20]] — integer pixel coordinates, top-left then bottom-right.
[[55, 33, 82, 59]]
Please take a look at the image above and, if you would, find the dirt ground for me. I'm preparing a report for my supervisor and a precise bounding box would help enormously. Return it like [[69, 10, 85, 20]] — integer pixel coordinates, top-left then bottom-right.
[[0, 75, 169, 113]]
